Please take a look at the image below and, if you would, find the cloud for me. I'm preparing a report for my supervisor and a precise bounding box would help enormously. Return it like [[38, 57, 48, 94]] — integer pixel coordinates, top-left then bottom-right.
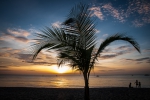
[[0, 40, 12, 47], [116, 46, 136, 55], [0, 50, 56, 67], [102, 48, 112, 53], [132, 19, 144, 27], [90, 3, 125, 22], [0, 47, 21, 57], [0, 47, 12, 51], [17, 54, 33, 61], [115, 45, 137, 53], [0, 69, 12, 71], [0, 65, 9, 68], [0, 46, 57, 66], [134, 57, 150, 61], [1, 34, 29, 43], [97, 66, 125, 72], [102, 34, 108, 37], [28, 28, 39, 33], [52, 21, 61, 28], [127, 0, 150, 16], [115, 45, 132, 51], [99, 69, 124, 72], [125, 57, 150, 63], [102, 3, 125, 22], [116, 46, 129, 49], [27, 70, 36, 71], [14, 36, 29, 42], [94, 29, 100, 33], [100, 45, 136, 60], [143, 49, 150, 52], [91, 0, 150, 27], [27, 61, 57, 65], [89, 6, 104, 20], [0, 52, 11, 57], [100, 54, 116, 59], [15, 51, 57, 66], [7, 28, 30, 37], [126, 0, 150, 27], [0, 28, 30, 43]]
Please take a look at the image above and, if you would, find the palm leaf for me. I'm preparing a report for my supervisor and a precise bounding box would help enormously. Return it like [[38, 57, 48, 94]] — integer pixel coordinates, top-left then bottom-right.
[[95, 33, 140, 60]]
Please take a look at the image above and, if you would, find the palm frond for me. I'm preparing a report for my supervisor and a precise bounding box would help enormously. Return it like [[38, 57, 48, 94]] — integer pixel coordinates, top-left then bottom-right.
[[96, 33, 140, 58], [32, 42, 56, 60], [31, 27, 72, 60], [62, 3, 96, 50]]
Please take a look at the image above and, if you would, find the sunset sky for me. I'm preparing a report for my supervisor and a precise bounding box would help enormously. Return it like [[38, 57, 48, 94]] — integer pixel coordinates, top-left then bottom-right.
[[0, 0, 150, 75]]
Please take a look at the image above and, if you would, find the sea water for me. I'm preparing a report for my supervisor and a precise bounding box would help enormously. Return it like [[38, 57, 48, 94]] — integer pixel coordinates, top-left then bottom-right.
[[0, 75, 149, 88]]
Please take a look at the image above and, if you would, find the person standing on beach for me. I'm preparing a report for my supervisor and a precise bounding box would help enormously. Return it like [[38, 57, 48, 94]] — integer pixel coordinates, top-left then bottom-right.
[[129, 82, 132, 88], [135, 80, 138, 88], [138, 82, 141, 88]]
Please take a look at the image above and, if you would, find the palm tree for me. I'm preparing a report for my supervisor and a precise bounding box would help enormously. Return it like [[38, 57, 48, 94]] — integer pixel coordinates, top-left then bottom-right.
[[31, 3, 140, 100]]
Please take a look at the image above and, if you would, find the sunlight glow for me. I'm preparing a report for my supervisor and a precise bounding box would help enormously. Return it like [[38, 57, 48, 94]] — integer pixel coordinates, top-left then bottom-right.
[[51, 65, 71, 73]]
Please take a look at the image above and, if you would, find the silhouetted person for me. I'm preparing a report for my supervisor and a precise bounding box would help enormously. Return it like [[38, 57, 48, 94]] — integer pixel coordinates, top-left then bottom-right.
[[138, 82, 141, 88], [135, 80, 138, 88], [129, 82, 132, 88]]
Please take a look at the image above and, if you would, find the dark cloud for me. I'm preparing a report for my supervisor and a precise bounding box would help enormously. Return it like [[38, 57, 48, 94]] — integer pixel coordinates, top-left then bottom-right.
[[14, 36, 29, 42], [135, 57, 150, 61], [126, 57, 150, 63], [27, 61, 57, 65], [101, 54, 117, 59], [0, 47, 12, 50], [98, 70, 107, 72], [98, 66, 125, 72], [0, 52, 11, 57], [0, 47, 21, 58], [17, 54, 32, 61], [143, 49, 150, 52], [102, 48, 112, 53], [0, 65, 9, 68], [27, 70, 36, 71], [94, 66, 108, 68], [106, 69, 124, 72], [136, 62, 143, 64], [100, 45, 137, 60], [126, 57, 150, 61], [116, 45, 130, 50], [36, 58, 42, 60], [117, 51, 126, 55], [0, 40, 12, 47], [99, 69, 124, 72], [0, 69, 12, 71], [21, 52, 57, 65], [100, 51, 129, 59], [0, 28, 30, 43], [146, 61, 150, 63], [0, 46, 57, 66]]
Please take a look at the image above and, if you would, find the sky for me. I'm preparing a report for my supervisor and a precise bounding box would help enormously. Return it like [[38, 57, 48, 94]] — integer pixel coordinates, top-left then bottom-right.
[[0, 0, 150, 75]]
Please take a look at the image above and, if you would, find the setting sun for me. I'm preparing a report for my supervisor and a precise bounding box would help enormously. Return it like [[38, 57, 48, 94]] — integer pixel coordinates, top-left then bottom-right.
[[51, 65, 71, 73]]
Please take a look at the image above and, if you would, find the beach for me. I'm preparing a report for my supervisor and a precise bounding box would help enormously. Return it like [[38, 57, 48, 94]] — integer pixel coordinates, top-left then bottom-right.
[[0, 87, 150, 100]]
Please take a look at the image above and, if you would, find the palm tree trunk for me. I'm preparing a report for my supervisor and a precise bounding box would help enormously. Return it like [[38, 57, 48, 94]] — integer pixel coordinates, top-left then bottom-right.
[[84, 73, 90, 100]]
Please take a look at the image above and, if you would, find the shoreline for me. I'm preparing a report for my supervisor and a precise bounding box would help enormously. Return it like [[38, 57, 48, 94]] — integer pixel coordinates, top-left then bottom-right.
[[0, 87, 150, 100]]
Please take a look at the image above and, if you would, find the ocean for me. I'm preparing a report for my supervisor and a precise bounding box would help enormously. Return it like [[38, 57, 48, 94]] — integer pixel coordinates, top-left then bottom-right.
[[0, 75, 149, 88]]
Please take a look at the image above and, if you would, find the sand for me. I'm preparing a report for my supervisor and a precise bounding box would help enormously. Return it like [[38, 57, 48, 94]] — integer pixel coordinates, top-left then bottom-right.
[[0, 87, 150, 100]]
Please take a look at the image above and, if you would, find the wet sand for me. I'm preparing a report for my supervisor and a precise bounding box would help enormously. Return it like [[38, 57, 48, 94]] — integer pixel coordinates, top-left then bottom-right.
[[0, 87, 150, 100]]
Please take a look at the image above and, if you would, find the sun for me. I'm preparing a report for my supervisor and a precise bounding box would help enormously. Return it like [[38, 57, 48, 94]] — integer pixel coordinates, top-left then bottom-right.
[[56, 67, 69, 73], [52, 65, 71, 73]]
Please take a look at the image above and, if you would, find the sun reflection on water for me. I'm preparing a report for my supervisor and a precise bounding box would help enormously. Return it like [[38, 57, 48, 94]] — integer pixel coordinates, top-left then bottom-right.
[[53, 78, 68, 88]]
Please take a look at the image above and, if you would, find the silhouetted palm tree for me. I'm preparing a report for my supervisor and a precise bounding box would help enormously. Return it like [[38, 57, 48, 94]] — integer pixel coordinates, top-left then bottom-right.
[[31, 3, 140, 100]]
